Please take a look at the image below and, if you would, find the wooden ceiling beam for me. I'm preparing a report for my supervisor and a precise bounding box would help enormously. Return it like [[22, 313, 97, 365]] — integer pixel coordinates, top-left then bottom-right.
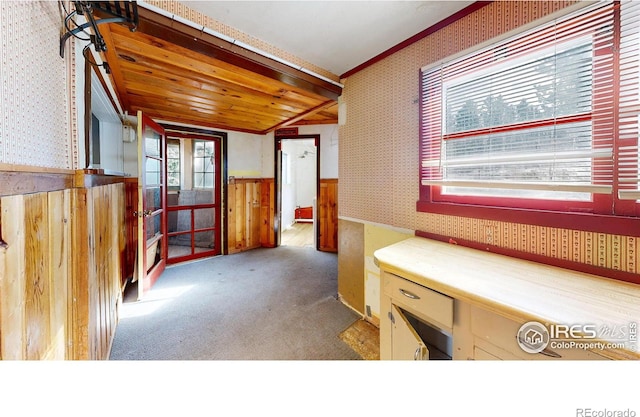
[[264, 100, 338, 134], [135, 106, 274, 134], [99, 25, 130, 111], [107, 27, 328, 108], [98, 6, 342, 101]]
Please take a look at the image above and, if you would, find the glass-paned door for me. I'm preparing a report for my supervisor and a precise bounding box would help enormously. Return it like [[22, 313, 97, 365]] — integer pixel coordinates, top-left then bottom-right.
[[166, 135, 222, 263], [136, 111, 167, 299]]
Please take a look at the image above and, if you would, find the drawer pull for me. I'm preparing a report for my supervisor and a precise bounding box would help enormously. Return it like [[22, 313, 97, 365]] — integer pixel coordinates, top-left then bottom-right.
[[414, 347, 421, 360], [399, 288, 421, 300]]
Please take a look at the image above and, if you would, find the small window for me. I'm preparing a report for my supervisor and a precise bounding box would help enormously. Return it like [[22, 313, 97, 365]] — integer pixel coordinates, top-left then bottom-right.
[[419, 1, 640, 218], [90, 113, 101, 167], [193, 140, 215, 189], [167, 139, 181, 191]]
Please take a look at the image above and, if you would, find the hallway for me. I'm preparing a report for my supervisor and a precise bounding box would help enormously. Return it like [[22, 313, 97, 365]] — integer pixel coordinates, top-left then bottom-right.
[[110, 246, 361, 360]]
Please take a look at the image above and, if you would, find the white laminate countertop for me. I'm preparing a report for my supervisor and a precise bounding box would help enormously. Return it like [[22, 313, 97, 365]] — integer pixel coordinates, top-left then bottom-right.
[[374, 237, 640, 360]]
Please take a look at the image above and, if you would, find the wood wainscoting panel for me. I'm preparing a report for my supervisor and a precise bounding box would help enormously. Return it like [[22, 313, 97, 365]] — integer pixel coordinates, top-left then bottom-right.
[[0, 190, 72, 360], [123, 178, 138, 286], [70, 188, 91, 359], [1, 175, 126, 360], [319, 179, 338, 252], [48, 189, 72, 360], [24, 193, 52, 360], [1, 195, 28, 359], [83, 184, 123, 360], [260, 179, 276, 248], [228, 178, 266, 254], [70, 183, 125, 360], [338, 219, 365, 315]]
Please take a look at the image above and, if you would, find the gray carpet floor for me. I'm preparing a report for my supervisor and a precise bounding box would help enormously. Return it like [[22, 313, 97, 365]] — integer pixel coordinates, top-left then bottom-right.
[[109, 246, 362, 360]]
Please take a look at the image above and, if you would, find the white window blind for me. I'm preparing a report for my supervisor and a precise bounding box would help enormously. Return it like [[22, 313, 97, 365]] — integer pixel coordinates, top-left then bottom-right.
[[618, 0, 640, 200], [420, 0, 640, 205]]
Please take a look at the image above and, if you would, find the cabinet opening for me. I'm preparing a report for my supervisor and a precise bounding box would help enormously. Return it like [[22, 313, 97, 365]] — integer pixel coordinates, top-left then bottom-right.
[[402, 308, 452, 360]]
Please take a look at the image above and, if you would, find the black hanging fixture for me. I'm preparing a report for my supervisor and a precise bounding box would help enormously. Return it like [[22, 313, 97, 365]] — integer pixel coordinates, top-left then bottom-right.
[[60, 1, 139, 73]]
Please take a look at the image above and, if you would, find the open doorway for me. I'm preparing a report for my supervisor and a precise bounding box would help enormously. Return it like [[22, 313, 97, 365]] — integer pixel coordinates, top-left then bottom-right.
[[277, 137, 318, 248]]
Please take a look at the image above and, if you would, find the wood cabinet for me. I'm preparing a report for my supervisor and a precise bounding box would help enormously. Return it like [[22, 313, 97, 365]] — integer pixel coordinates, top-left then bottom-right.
[[381, 271, 453, 360], [375, 237, 640, 361]]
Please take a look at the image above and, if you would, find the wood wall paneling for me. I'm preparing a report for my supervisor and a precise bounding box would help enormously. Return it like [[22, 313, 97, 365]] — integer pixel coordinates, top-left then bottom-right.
[[71, 188, 91, 359], [22, 193, 48, 361], [337, 219, 365, 315], [1, 195, 27, 359], [228, 178, 274, 254], [0, 191, 73, 360], [48, 190, 72, 360], [260, 179, 276, 248], [123, 179, 138, 286], [227, 177, 334, 252], [0, 174, 125, 360], [318, 179, 338, 252], [228, 180, 237, 252], [83, 183, 123, 360], [246, 180, 261, 250]]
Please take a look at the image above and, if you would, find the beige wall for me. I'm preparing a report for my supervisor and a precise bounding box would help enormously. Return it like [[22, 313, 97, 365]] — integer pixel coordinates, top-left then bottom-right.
[[337, 1, 639, 317]]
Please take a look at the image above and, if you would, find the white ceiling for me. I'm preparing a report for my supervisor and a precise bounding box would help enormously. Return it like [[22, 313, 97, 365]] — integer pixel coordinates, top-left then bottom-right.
[[179, 1, 475, 76]]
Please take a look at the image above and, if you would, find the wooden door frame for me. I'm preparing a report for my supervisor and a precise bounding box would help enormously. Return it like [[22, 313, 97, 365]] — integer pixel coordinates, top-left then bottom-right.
[[160, 124, 229, 255], [274, 134, 320, 249]]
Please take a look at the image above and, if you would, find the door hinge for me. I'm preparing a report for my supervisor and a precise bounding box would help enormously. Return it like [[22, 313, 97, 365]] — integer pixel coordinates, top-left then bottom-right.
[[388, 311, 395, 324]]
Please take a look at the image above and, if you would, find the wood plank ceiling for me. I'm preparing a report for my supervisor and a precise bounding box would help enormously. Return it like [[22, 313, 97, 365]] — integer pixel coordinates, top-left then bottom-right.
[[96, 5, 341, 134]]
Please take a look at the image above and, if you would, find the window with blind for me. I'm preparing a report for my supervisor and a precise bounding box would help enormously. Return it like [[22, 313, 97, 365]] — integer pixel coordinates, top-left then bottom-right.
[[419, 0, 640, 218]]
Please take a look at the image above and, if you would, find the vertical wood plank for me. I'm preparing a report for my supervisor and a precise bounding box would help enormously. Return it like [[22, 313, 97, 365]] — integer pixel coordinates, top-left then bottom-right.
[[260, 178, 275, 248], [24, 193, 50, 360], [235, 182, 246, 251], [92, 186, 102, 360], [245, 182, 252, 248], [269, 179, 275, 247], [230, 178, 273, 253], [248, 180, 261, 249], [47, 189, 71, 360], [71, 188, 90, 359], [0, 198, 3, 360], [319, 179, 338, 252], [227, 178, 237, 253], [123, 179, 138, 285], [109, 183, 124, 357], [0, 195, 27, 359]]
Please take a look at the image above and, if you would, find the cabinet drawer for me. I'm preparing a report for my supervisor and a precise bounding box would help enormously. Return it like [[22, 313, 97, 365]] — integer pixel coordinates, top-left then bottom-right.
[[470, 306, 610, 360], [383, 273, 453, 331]]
